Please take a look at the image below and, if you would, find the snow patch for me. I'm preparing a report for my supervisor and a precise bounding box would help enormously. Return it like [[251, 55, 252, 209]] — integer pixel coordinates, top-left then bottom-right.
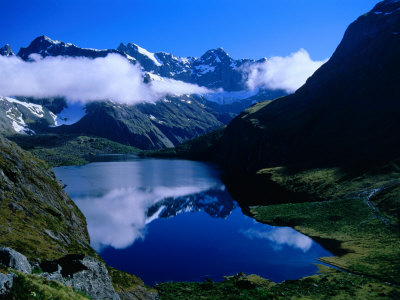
[[135, 44, 163, 66], [194, 64, 215, 75], [4, 97, 44, 117], [4, 106, 34, 134]]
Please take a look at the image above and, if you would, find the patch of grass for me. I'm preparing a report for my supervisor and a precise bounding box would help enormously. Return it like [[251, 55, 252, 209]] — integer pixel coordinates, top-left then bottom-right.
[[8, 271, 91, 299], [31, 266, 43, 275], [107, 267, 158, 298], [156, 267, 400, 299]]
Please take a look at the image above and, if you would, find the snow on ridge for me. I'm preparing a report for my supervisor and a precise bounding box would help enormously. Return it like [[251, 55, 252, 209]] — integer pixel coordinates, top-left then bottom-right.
[[4, 106, 34, 134], [4, 97, 44, 117], [43, 36, 62, 45], [134, 44, 163, 66], [50, 111, 58, 126]]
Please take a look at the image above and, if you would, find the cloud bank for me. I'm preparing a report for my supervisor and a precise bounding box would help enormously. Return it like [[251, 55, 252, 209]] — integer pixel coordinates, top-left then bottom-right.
[[0, 54, 210, 104], [244, 49, 327, 93]]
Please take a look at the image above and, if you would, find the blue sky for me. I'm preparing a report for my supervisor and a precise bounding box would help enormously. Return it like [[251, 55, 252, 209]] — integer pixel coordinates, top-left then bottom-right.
[[1, 0, 381, 60]]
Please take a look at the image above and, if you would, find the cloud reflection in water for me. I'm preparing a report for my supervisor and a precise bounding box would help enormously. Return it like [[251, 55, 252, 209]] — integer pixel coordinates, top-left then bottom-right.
[[75, 185, 222, 250], [240, 227, 313, 252]]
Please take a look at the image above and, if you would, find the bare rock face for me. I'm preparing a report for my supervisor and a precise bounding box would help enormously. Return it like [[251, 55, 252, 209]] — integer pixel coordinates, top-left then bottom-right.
[[0, 247, 29, 297], [40, 254, 120, 300], [0, 247, 31, 274], [0, 272, 16, 296]]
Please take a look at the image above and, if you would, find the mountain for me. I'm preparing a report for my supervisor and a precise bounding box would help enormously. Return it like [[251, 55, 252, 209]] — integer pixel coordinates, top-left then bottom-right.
[[51, 95, 227, 150], [212, 0, 400, 172], [3, 35, 286, 149], [18, 36, 266, 92], [0, 44, 14, 56], [18, 35, 132, 61], [0, 96, 57, 135], [116, 43, 257, 91]]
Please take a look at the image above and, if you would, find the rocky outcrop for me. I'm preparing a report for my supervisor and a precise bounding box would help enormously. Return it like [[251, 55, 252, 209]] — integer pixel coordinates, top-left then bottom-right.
[[40, 254, 119, 300], [0, 247, 122, 300], [0, 247, 30, 297], [0, 247, 31, 274]]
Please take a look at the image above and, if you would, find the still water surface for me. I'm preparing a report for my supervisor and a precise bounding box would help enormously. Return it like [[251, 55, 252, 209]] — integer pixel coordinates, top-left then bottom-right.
[[54, 155, 331, 285]]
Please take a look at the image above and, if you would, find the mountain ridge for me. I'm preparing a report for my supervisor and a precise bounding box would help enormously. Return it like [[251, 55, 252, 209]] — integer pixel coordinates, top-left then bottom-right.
[[9, 35, 266, 91]]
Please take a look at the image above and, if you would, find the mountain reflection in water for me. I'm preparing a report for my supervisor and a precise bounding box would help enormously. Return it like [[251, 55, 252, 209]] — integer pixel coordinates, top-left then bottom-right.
[[74, 185, 235, 250], [54, 156, 331, 284]]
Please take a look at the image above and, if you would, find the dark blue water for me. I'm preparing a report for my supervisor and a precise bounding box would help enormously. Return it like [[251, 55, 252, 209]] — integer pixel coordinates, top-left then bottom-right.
[[54, 155, 331, 285]]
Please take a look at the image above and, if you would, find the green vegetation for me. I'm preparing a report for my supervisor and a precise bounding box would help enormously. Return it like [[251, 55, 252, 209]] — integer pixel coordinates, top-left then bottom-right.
[[8, 271, 90, 300], [157, 266, 400, 299], [251, 163, 400, 284], [0, 136, 96, 260], [8, 134, 139, 167], [144, 126, 225, 160], [107, 267, 158, 298]]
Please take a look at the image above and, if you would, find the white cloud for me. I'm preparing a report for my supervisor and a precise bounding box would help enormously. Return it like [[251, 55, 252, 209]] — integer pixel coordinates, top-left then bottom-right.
[[244, 49, 327, 93], [0, 54, 210, 104]]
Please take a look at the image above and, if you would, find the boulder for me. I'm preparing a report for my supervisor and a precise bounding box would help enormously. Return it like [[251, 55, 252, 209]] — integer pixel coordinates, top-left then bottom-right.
[[40, 255, 120, 300], [0, 247, 31, 274]]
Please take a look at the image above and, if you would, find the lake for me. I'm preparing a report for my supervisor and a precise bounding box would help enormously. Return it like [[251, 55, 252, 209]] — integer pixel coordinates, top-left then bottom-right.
[[53, 155, 331, 285]]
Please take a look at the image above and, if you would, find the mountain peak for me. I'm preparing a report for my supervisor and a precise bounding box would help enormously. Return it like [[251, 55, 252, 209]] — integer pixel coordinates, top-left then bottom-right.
[[0, 44, 14, 56], [199, 47, 232, 65], [118, 43, 162, 67], [18, 36, 121, 61]]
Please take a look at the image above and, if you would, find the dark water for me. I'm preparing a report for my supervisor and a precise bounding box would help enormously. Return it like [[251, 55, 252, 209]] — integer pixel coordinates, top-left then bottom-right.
[[53, 155, 331, 285]]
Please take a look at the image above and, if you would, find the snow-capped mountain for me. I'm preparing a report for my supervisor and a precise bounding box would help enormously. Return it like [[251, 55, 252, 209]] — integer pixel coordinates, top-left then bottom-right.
[[119, 43, 257, 91], [0, 36, 286, 149], [15, 36, 268, 92], [0, 96, 56, 134], [17, 35, 135, 62]]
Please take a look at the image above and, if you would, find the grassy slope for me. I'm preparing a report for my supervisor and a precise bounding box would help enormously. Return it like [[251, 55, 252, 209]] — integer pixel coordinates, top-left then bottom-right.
[[252, 163, 400, 284], [8, 134, 139, 167], [157, 266, 399, 299], [0, 136, 96, 260]]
